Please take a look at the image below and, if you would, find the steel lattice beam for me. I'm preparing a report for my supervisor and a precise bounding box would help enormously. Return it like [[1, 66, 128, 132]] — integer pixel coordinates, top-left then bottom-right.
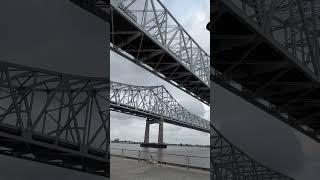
[[230, 0, 320, 76], [109, 0, 210, 105], [0, 61, 110, 177], [69, 0, 210, 104], [110, 81, 210, 132]]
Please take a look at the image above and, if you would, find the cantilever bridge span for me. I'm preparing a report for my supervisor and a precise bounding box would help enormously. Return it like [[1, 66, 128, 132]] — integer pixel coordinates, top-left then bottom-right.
[[110, 81, 209, 132]]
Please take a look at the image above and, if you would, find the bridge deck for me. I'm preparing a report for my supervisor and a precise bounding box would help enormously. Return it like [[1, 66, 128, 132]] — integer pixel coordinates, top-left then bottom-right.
[[213, 0, 320, 142]]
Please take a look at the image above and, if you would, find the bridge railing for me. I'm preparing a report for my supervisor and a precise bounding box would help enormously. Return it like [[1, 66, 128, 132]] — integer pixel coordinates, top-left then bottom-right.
[[225, 0, 320, 76], [111, 0, 210, 86], [110, 147, 210, 170]]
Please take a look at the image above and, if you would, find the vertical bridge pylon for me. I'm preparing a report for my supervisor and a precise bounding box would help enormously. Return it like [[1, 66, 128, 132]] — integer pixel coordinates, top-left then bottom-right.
[[141, 118, 166, 148]]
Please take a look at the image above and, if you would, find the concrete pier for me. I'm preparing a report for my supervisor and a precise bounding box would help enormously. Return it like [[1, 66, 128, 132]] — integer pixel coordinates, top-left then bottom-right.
[[141, 118, 166, 148], [144, 120, 150, 143]]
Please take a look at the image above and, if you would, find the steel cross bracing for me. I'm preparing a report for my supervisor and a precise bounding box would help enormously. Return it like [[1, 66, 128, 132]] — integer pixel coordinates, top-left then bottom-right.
[[241, 0, 320, 75], [214, 0, 320, 76], [0, 61, 110, 177], [110, 81, 210, 132], [210, 125, 294, 180], [109, 0, 210, 104], [212, 0, 320, 143]]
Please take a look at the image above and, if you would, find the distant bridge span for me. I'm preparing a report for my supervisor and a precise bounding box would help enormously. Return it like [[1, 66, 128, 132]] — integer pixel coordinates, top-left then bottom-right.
[[110, 81, 209, 132]]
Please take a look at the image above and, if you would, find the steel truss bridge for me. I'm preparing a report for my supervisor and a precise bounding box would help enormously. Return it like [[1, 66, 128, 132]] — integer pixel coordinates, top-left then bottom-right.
[[212, 0, 320, 143], [109, 0, 210, 105], [110, 81, 210, 132], [0, 61, 110, 177]]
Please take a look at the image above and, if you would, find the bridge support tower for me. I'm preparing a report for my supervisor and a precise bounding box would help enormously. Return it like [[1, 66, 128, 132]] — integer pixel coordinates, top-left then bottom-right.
[[140, 118, 167, 148]]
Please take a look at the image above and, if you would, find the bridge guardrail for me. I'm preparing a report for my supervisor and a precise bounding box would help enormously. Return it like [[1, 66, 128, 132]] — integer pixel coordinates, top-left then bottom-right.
[[110, 147, 210, 171]]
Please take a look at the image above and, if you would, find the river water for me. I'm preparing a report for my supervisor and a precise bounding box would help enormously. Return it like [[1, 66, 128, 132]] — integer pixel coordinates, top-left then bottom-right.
[[110, 143, 210, 168]]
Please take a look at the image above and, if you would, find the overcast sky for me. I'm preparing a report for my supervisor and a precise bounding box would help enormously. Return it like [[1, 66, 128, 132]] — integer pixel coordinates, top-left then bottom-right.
[[110, 0, 210, 145]]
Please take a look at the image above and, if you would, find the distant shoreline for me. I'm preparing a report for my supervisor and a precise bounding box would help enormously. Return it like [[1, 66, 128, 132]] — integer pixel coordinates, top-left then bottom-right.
[[111, 140, 209, 148]]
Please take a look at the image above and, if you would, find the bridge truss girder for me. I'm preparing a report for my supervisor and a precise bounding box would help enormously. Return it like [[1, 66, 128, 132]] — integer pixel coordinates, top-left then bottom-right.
[[110, 81, 210, 132], [110, 0, 210, 105], [216, 0, 320, 76], [0, 61, 110, 177]]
